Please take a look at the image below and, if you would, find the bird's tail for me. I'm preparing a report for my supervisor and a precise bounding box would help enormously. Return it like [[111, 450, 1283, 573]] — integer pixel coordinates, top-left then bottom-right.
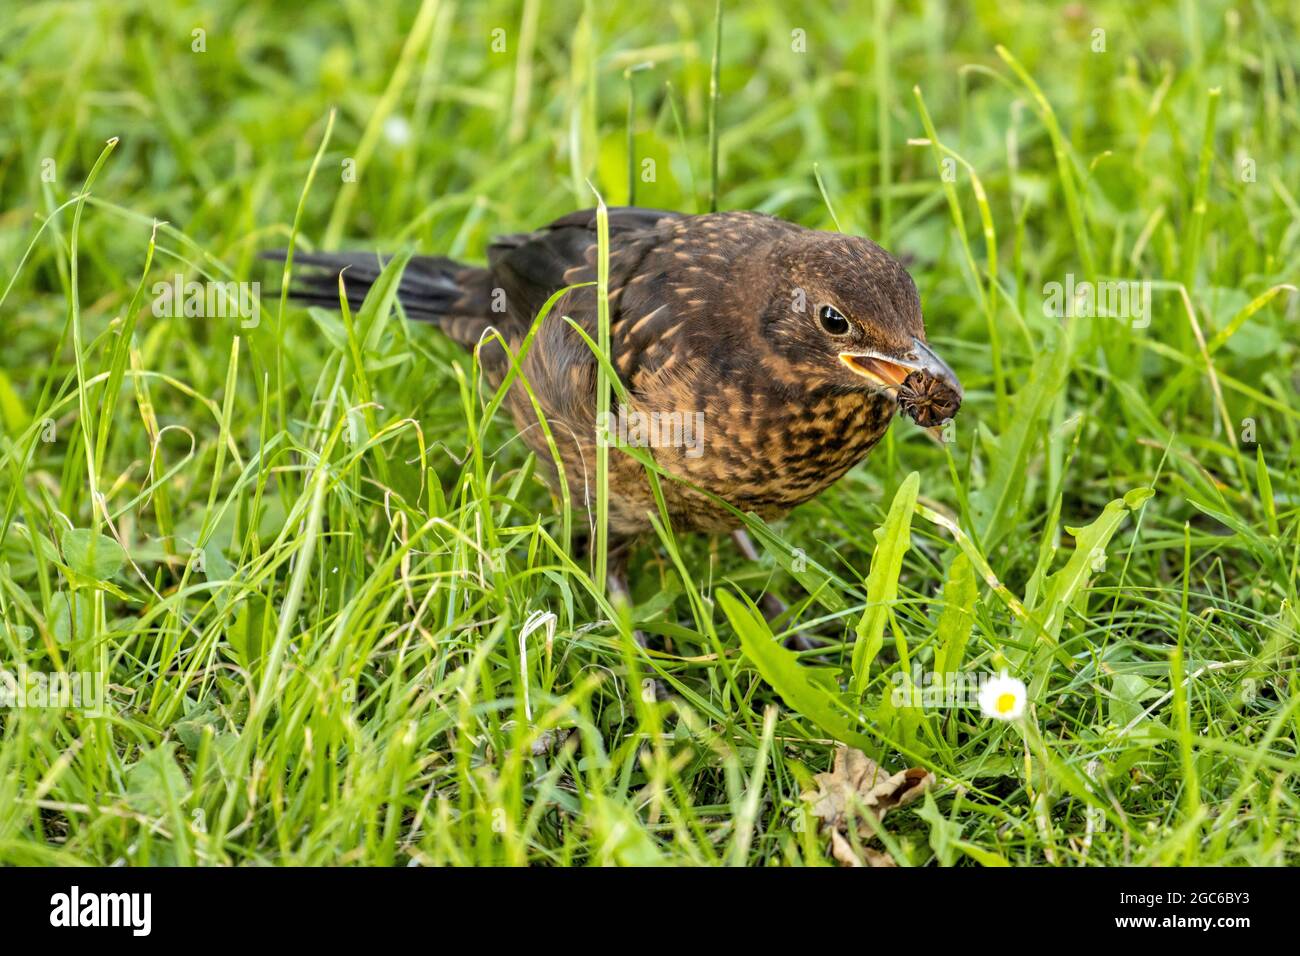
[[263, 250, 497, 349]]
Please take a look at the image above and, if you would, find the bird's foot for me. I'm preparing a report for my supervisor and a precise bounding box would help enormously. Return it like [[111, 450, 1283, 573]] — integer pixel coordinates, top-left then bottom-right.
[[732, 528, 826, 652], [757, 591, 825, 652], [608, 560, 673, 703]]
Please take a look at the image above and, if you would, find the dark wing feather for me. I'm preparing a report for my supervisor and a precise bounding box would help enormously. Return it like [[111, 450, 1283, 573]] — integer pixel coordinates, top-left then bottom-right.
[[487, 207, 681, 322]]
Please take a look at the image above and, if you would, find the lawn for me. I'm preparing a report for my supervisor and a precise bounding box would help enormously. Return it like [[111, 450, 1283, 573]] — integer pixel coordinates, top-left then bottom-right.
[[0, 0, 1297, 866]]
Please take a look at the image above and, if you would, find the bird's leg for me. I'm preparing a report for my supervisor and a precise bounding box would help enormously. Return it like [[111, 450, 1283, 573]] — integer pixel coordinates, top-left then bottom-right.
[[730, 527, 821, 652], [605, 539, 670, 702], [730, 528, 788, 620], [730, 526, 761, 561], [580, 532, 650, 648], [605, 545, 647, 649], [521, 540, 656, 759]]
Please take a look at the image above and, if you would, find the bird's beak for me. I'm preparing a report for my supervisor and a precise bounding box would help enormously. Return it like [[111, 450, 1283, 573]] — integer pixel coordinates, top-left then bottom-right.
[[838, 337, 963, 398]]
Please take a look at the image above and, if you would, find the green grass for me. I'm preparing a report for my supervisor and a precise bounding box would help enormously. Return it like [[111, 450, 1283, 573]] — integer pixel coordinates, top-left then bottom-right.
[[1, 0, 1298, 866]]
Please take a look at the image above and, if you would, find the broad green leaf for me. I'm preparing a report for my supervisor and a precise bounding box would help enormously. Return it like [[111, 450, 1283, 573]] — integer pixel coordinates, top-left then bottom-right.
[[125, 743, 191, 815], [917, 791, 960, 866], [954, 840, 1010, 867], [933, 552, 977, 675], [952, 754, 1018, 780], [202, 540, 235, 584], [61, 528, 126, 581], [1017, 487, 1153, 692], [1207, 283, 1294, 355], [1018, 487, 1153, 649], [852, 472, 919, 695], [719, 588, 873, 751], [1220, 318, 1280, 359], [49, 590, 91, 645], [1109, 672, 1157, 726], [174, 700, 222, 754], [0, 368, 28, 433], [228, 594, 270, 676]]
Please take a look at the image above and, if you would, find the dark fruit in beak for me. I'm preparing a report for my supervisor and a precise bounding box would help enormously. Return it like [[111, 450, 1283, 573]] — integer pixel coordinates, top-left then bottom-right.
[[897, 370, 961, 427]]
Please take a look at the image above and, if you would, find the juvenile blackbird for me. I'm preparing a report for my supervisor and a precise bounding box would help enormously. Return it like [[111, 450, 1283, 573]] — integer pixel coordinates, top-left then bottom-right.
[[280, 207, 962, 552]]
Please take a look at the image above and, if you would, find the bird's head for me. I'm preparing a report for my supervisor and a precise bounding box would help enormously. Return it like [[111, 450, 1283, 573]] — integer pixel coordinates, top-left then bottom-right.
[[759, 231, 962, 416]]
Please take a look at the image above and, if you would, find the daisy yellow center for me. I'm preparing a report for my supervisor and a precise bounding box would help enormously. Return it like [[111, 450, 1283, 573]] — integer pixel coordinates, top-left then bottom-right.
[[996, 692, 1017, 714]]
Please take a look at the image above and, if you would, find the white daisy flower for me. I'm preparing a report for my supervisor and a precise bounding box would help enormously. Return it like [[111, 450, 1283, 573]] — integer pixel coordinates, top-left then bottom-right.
[[979, 671, 1027, 721]]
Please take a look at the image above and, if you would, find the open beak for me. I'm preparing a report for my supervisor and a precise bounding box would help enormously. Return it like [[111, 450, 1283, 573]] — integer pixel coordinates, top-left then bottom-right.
[[838, 337, 963, 398]]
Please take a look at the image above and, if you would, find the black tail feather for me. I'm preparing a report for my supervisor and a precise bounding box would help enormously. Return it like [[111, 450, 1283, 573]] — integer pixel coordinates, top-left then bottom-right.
[[262, 250, 476, 324]]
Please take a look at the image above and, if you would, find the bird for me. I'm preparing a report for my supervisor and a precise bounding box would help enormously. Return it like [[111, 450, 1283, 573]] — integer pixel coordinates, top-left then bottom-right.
[[274, 207, 962, 606]]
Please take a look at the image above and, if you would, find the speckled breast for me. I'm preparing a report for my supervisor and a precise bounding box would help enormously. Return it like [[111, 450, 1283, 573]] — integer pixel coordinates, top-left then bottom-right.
[[611, 386, 898, 533]]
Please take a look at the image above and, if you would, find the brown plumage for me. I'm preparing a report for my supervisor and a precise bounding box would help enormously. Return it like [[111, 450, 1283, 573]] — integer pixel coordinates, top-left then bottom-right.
[[277, 207, 962, 540]]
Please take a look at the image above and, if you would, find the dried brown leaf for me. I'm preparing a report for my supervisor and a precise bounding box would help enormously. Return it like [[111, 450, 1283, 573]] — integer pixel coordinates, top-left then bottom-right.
[[802, 745, 934, 866], [803, 746, 934, 830], [829, 829, 899, 867]]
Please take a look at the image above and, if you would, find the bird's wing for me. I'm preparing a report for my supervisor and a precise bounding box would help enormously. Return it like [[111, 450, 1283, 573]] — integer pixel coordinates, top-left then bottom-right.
[[488, 209, 683, 466], [487, 207, 681, 325], [496, 209, 798, 396]]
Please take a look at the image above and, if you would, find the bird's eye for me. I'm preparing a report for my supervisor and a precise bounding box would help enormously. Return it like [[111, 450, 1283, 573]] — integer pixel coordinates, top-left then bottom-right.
[[818, 304, 851, 336]]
